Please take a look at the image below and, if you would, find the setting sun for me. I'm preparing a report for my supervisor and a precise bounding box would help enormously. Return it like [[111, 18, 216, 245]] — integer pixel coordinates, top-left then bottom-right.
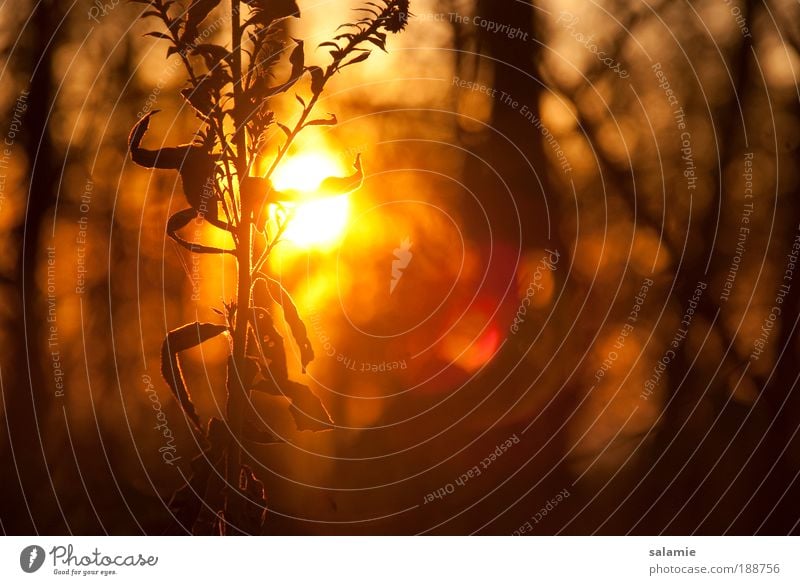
[[270, 151, 352, 248]]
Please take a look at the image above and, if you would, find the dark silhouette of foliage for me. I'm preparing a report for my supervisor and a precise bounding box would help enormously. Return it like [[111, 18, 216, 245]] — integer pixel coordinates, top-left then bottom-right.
[[127, 0, 410, 534]]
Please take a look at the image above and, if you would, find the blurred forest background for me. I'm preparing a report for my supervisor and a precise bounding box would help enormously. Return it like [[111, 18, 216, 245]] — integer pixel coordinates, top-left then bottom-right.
[[1, 0, 800, 534]]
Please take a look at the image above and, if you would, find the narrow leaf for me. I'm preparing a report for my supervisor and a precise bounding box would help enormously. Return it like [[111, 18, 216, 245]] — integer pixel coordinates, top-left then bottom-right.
[[161, 322, 229, 431], [340, 51, 371, 69], [145, 31, 172, 40], [276, 122, 291, 137]]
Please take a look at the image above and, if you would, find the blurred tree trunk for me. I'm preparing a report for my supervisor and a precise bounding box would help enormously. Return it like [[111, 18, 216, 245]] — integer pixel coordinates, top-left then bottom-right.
[[461, 0, 576, 531], [471, 0, 555, 251], [0, 0, 66, 533], [639, 0, 770, 533]]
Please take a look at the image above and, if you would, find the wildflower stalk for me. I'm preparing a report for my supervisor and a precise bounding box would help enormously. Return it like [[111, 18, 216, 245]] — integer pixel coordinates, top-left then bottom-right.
[[129, 0, 410, 534], [228, 0, 249, 511]]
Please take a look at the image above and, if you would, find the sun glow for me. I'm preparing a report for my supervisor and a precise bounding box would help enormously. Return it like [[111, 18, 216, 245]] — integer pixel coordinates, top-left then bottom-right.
[[270, 152, 352, 248]]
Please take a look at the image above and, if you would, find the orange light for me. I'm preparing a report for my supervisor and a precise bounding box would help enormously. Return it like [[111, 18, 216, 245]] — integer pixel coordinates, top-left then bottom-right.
[[272, 152, 345, 193], [270, 152, 351, 249]]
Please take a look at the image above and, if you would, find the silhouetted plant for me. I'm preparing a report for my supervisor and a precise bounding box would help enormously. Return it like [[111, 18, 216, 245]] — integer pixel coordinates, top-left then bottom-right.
[[128, 0, 410, 535]]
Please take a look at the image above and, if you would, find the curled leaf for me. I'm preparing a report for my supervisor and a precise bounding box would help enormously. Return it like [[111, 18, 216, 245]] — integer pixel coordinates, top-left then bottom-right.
[[129, 112, 221, 217], [253, 276, 314, 371], [161, 322, 229, 431], [226, 466, 267, 535], [167, 209, 236, 255], [274, 154, 363, 202], [318, 153, 363, 197]]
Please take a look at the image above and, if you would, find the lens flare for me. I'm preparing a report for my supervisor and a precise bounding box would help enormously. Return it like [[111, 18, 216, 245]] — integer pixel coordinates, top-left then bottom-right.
[[270, 152, 351, 248], [282, 194, 351, 248]]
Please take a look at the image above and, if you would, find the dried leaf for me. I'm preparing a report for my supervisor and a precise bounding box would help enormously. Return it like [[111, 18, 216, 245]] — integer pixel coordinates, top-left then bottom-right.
[[308, 66, 325, 95], [253, 277, 314, 371], [167, 417, 228, 534], [129, 112, 222, 218], [252, 378, 333, 431], [317, 153, 363, 197], [167, 209, 236, 255], [226, 466, 267, 534], [305, 113, 337, 127], [249, 307, 289, 382], [289, 39, 305, 80], [161, 322, 229, 430], [243, 421, 284, 445], [272, 154, 363, 202]]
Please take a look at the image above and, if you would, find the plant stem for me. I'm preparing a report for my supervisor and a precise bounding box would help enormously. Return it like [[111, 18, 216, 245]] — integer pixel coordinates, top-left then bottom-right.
[[227, 0, 249, 517]]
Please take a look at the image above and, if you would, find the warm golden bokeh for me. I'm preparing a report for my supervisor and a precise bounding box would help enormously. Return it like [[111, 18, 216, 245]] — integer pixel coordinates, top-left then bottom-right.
[[2, 0, 799, 538]]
